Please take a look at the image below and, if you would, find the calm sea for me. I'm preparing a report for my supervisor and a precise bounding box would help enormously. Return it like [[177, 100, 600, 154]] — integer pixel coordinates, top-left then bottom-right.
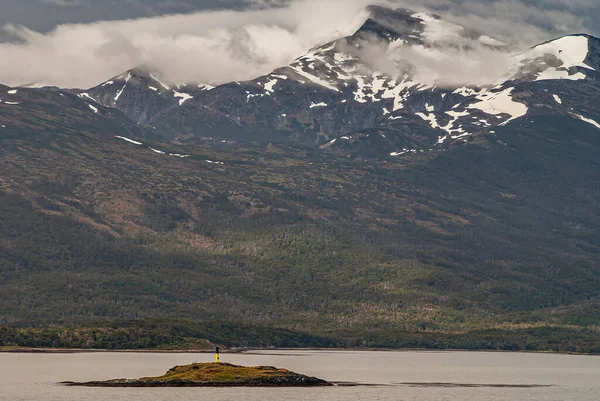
[[1, 350, 599, 400]]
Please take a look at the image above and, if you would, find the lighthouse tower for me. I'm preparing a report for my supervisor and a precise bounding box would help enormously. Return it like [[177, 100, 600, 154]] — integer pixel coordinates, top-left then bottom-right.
[[215, 346, 220, 363]]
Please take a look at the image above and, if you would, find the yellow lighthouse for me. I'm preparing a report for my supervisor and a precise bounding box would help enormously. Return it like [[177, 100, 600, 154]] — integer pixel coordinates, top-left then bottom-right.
[[215, 346, 220, 363]]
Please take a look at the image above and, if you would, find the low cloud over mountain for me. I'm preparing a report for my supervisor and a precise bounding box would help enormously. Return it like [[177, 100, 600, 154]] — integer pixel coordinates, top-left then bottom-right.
[[0, 0, 597, 88]]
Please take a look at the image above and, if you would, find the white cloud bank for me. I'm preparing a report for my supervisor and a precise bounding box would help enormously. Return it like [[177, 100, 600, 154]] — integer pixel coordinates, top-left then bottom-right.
[[0, 0, 375, 88], [0, 0, 593, 88]]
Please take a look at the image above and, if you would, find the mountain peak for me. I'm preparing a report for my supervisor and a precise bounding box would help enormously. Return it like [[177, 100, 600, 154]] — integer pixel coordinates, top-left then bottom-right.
[[127, 65, 155, 77], [350, 6, 507, 50], [103, 65, 172, 92], [79, 65, 196, 124], [357, 6, 427, 40]]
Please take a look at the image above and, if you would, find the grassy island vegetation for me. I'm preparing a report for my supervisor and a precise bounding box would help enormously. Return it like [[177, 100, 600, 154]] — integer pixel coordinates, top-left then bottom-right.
[[63, 362, 332, 387]]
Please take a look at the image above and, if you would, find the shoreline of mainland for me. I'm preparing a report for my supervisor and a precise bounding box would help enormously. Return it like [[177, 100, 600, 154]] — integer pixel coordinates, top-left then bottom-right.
[[1, 346, 597, 357]]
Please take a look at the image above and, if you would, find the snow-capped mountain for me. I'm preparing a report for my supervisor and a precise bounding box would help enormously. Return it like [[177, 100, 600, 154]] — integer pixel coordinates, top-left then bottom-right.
[[409, 34, 600, 146], [7, 5, 598, 156], [133, 6, 599, 153], [141, 7, 502, 147]]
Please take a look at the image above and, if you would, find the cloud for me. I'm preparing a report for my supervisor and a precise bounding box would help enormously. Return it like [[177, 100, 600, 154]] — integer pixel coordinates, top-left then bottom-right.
[[0, 0, 595, 88], [39, 0, 90, 6], [340, 36, 514, 88], [398, 0, 597, 44], [0, 0, 377, 88]]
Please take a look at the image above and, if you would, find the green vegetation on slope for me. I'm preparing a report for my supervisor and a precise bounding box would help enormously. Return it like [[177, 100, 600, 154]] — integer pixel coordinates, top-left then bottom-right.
[[0, 321, 340, 350], [2, 321, 600, 354], [0, 111, 600, 348]]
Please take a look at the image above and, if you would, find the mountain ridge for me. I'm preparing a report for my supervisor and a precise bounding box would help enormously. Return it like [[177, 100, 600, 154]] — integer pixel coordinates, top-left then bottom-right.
[[15, 6, 596, 154]]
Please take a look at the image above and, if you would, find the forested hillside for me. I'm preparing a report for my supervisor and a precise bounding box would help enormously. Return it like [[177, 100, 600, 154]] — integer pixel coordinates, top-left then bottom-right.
[[1, 108, 599, 347]]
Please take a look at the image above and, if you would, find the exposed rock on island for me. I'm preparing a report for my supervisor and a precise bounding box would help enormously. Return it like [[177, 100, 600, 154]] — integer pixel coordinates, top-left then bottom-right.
[[63, 363, 332, 387]]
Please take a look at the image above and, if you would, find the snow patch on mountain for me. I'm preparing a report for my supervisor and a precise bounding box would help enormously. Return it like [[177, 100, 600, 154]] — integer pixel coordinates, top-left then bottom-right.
[[354, 74, 388, 103], [468, 87, 528, 125], [150, 74, 171, 91], [261, 78, 279, 94], [114, 72, 133, 103], [197, 84, 215, 91], [576, 114, 600, 129], [115, 136, 142, 145], [510, 35, 595, 82], [437, 110, 471, 144], [114, 85, 127, 103], [173, 91, 193, 106], [415, 112, 440, 129], [288, 64, 340, 92], [454, 87, 485, 97], [532, 36, 594, 70], [78, 93, 96, 102]]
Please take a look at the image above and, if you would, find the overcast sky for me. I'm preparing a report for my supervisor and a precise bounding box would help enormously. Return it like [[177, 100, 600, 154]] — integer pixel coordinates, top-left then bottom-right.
[[0, 0, 597, 88], [1, 0, 598, 35], [0, 0, 256, 33]]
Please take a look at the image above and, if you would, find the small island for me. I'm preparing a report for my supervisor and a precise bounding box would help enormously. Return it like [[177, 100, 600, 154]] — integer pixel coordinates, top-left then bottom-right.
[[63, 362, 332, 387]]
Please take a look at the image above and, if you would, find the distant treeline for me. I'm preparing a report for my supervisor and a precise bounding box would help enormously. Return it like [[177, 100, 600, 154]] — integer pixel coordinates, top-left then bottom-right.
[[347, 326, 600, 354], [1, 321, 599, 354], [0, 321, 341, 350]]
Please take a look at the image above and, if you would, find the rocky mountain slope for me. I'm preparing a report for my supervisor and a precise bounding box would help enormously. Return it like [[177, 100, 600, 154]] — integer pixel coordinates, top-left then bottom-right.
[[0, 85, 152, 144], [141, 7, 600, 154], [1, 90, 599, 334], [78, 66, 211, 125], [1, 5, 599, 343], [59, 7, 600, 155]]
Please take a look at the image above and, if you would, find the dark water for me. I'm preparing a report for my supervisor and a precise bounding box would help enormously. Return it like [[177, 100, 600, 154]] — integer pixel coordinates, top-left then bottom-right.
[[1, 350, 599, 400]]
